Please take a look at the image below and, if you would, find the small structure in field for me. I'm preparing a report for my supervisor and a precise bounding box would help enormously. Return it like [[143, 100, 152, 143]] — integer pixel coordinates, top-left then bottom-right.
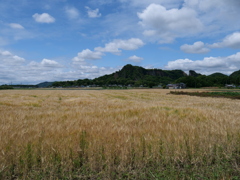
[[225, 84, 236, 88], [166, 83, 186, 89]]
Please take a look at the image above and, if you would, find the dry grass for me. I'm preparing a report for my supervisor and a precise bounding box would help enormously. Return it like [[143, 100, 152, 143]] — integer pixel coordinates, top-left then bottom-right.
[[0, 89, 240, 179]]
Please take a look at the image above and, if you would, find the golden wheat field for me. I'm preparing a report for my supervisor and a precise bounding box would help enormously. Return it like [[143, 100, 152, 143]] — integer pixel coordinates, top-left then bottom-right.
[[0, 89, 240, 179]]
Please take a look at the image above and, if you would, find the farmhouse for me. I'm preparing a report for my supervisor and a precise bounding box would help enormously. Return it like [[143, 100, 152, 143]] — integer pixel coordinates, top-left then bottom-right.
[[166, 83, 186, 89], [225, 84, 236, 88]]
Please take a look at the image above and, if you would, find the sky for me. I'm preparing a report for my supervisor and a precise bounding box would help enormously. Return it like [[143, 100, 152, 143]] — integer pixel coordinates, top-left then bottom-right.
[[1, 0, 240, 84]]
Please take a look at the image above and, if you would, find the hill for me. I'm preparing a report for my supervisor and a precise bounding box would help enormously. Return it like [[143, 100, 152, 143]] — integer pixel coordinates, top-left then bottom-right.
[[189, 70, 201, 77], [112, 64, 186, 80], [230, 70, 240, 78], [36, 82, 54, 88], [208, 72, 228, 78], [94, 64, 187, 87], [229, 70, 240, 85], [52, 64, 240, 88]]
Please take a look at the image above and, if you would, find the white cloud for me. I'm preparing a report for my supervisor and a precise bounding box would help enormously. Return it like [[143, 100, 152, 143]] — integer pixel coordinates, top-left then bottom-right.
[[72, 38, 144, 65], [95, 38, 144, 55], [12, 55, 25, 63], [165, 52, 240, 75], [11, 61, 118, 85], [65, 7, 79, 19], [183, 0, 240, 33], [127, 55, 144, 63], [0, 51, 11, 56], [0, 50, 25, 65], [32, 13, 55, 23], [210, 32, 240, 49], [181, 41, 210, 54], [182, 32, 240, 53], [85, 6, 101, 18], [72, 49, 104, 62], [77, 65, 123, 82], [72, 65, 118, 78], [41, 59, 62, 67], [138, 3, 203, 43], [9, 23, 24, 29], [28, 59, 62, 68]]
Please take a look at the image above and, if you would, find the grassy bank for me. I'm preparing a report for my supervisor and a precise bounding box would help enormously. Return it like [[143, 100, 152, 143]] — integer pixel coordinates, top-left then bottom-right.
[[0, 89, 240, 179], [170, 90, 240, 100]]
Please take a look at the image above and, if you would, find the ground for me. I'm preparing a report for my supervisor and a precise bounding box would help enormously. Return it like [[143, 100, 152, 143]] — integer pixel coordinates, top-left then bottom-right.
[[0, 89, 240, 179]]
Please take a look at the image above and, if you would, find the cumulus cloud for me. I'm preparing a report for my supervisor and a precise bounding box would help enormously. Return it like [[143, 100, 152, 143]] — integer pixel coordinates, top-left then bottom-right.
[[72, 65, 119, 79], [41, 59, 62, 67], [138, 3, 203, 43], [85, 6, 101, 18], [183, 0, 240, 33], [136, 1, 240, 43], [72, 49, 104, 62], [72, 38, 144, 66], [28, 59, 63, 69], [65, 7, 79, 19], [95, 38, 144, 55], [0, 51, 11, 56], [181, 32, 240, 54], [127, 55, 144, 63], [0, 58, 66, 84], [0, 49, 118, 85], [9, 23, 24, 29], [165, 52, 240, 75], [32, 13, 55, 23], [19, 62, 117, 84], [210, 32, 240, 49], [0, 50, 25, 65], [181, 41, 210, 54]]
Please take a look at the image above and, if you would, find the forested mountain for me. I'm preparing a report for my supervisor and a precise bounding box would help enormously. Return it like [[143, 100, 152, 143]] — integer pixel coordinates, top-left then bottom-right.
[[52, 64, 240, 88], [53, 64, 187, 88], [93, 64, 187, 87]]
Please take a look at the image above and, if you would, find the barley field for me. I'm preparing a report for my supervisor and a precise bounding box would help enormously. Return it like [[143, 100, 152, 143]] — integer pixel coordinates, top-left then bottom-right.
[[0, 89, 240, 179]]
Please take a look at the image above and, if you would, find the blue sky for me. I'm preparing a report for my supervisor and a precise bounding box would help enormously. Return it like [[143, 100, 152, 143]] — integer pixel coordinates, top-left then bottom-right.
[[1, 0, 240, 84]]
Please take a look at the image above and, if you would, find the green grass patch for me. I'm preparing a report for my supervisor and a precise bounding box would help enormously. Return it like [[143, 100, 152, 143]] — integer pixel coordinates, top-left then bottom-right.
[[170, 91, 240, 99]]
